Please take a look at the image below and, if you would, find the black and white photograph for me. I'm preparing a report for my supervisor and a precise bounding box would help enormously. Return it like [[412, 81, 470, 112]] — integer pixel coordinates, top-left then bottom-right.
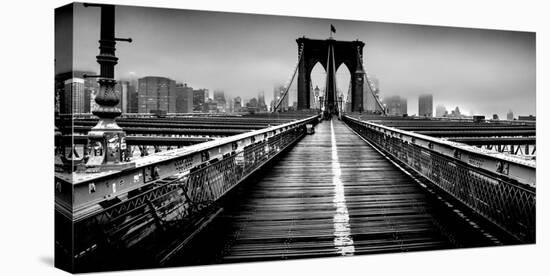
[[52, 1, 539, 273]]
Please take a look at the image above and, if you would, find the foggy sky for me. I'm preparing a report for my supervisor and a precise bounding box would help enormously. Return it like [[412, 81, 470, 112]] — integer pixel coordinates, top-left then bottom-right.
[[71, 3, 535, 117]]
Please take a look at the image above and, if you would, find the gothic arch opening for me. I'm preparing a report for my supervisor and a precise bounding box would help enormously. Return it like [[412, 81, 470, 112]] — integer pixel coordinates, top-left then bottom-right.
[[335, 63, 351, 103], [310, 62, 326, 110]]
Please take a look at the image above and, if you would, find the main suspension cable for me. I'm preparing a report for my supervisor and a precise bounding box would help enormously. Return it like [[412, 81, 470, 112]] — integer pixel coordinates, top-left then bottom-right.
[[273, 44, 304, 112]]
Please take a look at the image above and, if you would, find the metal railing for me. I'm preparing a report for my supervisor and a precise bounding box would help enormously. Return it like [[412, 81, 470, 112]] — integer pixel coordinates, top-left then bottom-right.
[[64, 115, 319, 265], [343, 115, 535, 243]]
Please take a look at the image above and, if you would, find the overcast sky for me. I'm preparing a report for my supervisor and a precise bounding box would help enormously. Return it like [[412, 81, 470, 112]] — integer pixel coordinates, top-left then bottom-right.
[[71, 3, 535, 117]]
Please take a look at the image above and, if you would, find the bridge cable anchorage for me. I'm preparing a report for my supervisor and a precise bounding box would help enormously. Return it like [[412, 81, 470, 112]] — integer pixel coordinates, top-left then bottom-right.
[[357, 46, 386, 115], [273, 44, 304, 112]]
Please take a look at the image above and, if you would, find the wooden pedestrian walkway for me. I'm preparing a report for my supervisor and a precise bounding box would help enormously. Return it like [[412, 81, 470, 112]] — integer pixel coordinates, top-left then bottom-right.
[[173, 119, 489, 265]]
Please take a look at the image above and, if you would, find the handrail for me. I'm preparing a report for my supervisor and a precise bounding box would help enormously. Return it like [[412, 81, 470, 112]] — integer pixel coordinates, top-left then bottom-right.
[[344, 115, 535, 242], [60, 115, 318, 263], [345, 115, 535, 186], [55, 115, 320, 213]]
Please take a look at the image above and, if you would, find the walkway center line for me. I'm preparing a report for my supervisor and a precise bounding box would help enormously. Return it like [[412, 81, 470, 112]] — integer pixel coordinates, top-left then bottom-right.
[[330, 120, 355, 255]]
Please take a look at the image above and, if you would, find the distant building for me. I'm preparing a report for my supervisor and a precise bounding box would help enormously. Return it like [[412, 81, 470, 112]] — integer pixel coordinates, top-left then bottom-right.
[[273, 84, 289, 111], [62, 78, 86, 114], [383, 96, 407, 116], [176, 83, 194, 113], [451, 106, 462, 117], [445, 106, 470, 119], [226, 96, 233, 113], [55, 70, 98, 114], [473, 115, 485, 123], [435, 105, 447, 117], [84, 79, 97, 113], [118, 78, 138, 113], [247, 98, 258, 108], [213, 90, 226, 113], [192, 89, 208, 112], [205, 98, 218, 113], [137, 76, 176, 113], [507, 109, 514, 120], [115, 81, 129, 113], [213, 90, 225, 103], [418, 94, 433, 117], [311, 85, 321, 109], [257, 91, 268, 112], [309, 86, 316, 109], [127, 82, 138, 113], [233, 97, 242, 112], [518, 115, 536, 121], [245, 97, 259, 113]]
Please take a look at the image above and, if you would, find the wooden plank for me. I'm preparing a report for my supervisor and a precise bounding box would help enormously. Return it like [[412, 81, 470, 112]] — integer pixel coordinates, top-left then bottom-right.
[[172, 119, 490, 265]]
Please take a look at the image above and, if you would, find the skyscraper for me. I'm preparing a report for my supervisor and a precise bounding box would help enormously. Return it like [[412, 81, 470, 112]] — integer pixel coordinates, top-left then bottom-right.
[[55, 70, 98, 114], [176, 83, 194, 113], [213, 90, 225, 103], [193, 89, 208, 112], [257, 91, 267, 112], [226, 96, 233, 113], [127, 82, 138, 113], [115, 81, 129, 113], [213, 90, 226, 113], [383, 96, 407, 116], [63, 78, 86, 114], [418, 94, 433, 117], [234, 97, 242, 112], [122, 78, 139, 113], [137, 76, 177, 113]]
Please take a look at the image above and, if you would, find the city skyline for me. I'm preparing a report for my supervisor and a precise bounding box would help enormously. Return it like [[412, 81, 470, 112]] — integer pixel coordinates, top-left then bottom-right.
[[66, 4, 535, 117]]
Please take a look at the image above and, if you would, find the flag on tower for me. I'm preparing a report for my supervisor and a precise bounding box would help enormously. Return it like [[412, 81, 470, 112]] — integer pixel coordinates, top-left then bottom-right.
[[330, 24, 336, 33]]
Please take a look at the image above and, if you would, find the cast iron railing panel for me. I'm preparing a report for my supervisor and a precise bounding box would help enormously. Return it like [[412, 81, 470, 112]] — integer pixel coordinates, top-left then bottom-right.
[[66, 116, 316, 265], [343, 115, 535, 243]]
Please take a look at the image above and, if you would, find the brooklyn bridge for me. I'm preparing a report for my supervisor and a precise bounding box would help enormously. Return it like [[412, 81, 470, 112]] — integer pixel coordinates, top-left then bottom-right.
[[54, 4, 536, 273]]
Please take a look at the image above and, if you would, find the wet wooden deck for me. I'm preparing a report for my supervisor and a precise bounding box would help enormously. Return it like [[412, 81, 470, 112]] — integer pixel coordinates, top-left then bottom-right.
[[173, 119, 489, 265]]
